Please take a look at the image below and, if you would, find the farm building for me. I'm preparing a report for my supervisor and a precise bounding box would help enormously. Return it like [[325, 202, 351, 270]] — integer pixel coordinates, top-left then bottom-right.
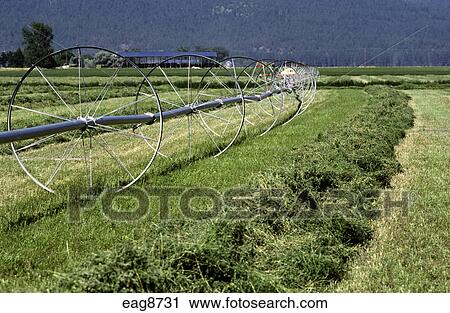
[[119, 51, 219, 68]]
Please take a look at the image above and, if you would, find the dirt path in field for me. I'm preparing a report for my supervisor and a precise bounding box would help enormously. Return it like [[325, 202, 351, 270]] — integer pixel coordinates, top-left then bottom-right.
[[336, 89, 450, 292]]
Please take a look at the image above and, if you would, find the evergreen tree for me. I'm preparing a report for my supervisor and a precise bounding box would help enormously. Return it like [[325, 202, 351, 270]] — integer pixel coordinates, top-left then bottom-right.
[[22, 22, 55, 68], [9, 48, 25, 67], [0, 52, 7, 67]]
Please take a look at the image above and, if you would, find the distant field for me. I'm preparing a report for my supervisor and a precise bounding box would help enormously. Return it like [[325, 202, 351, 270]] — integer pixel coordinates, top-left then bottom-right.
[[317, 74, 450, 88], [1, 65, 449, 78], [318, 66, 450, 76]]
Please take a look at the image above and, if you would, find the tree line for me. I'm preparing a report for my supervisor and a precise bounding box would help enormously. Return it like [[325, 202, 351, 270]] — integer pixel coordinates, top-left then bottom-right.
[[0, 22, 126, 68], [1, 22, 231, 68], [1, 22, 55, 68], [0, 48, 25, 67]]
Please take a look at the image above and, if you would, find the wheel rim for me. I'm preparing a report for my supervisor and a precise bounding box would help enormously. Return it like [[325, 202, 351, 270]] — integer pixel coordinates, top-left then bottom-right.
[[137, 54, 245, 161], [8, 46, 163, 193], [222, 57, 284, 137]]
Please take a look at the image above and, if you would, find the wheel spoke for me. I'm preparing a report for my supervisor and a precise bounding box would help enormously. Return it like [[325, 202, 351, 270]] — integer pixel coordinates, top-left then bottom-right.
[[89, 124, 165, 158], [160, 116, 187, 148], [95, 135, 135, 180], [198, 92, 226, 98], [45, 132, 81, 187], [78, 48, 82, 117], [197, 109, 233, 124], [257, 101, 275, 117], [159, 66, 186, 106], [196, 113, 222, 137], [209, 70, 234, 96], [90, 67, 120, 117], [11, 105, 70, 121], [222, 109, 236, 135], [191, 80, 212, 104], [244, 67, 268, 91], [89, 124, 159, 143], [97, 95, 154, 119], [159, 97, 183, 109], [231, 58, 238, 80], [89, 131, 93, 188], [249, 106, 264, 122], [242, 65, 258, 91], [192, 114, 222, 152], [249, 79, 272, 95], [244, 118, 255, 126], [86, 69, 118, 116], [16, 133, 62, 153], [188, 114, 192, 159], [187, 56, 191, 104], [137, 127, 167, 157], [81, 132, 92, 188], [35, 66, 77, 117]]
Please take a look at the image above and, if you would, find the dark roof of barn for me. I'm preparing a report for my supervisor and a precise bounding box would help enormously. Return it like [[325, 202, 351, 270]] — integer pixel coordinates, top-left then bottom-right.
[[119, 51, 218, 58]]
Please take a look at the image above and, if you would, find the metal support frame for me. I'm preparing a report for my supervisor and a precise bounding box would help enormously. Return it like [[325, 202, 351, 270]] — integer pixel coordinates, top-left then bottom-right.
[[0, 90, 283, 144], [0, 46, 319, 193]]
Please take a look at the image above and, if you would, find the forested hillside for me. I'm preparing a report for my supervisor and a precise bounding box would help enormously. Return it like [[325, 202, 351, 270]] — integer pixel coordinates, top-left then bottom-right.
[[1, 0, 450, 65]]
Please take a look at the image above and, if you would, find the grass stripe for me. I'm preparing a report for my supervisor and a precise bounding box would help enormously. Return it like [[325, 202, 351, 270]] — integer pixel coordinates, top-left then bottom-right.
[[336, 89, 450, 292]]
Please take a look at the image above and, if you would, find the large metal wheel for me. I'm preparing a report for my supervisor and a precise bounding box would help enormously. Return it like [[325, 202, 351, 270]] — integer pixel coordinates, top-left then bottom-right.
[[137, 54, 245, 161], [221, 57, 283, 137], [275, 60, 318, 125], [8, 46, 163, 193], [297, 65, 319, 115]]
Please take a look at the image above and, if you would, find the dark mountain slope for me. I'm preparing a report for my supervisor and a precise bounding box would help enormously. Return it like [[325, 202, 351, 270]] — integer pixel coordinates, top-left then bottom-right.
[[1, 0, 449, 65]]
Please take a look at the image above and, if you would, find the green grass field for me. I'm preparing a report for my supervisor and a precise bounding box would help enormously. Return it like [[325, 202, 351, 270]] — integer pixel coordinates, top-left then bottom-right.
[[318, 66, 450, 76], [1, 66, 448, 78], [0, 66, 448, 292], [336, 89, 450, 292], [0, 87, 365, 290]]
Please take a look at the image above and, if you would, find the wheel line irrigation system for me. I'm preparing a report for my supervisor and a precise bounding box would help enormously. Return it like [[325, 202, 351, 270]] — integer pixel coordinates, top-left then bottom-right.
[[0, 46, 319, 193]]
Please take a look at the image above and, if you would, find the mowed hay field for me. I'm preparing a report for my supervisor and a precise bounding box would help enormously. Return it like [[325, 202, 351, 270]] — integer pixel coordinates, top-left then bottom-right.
[[0, 66, 449, 292], [337, 89, 450, 292]]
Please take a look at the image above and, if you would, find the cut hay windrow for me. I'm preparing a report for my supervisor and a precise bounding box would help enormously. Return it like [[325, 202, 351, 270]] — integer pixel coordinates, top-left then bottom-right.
[[55, 86, 415, 292]]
